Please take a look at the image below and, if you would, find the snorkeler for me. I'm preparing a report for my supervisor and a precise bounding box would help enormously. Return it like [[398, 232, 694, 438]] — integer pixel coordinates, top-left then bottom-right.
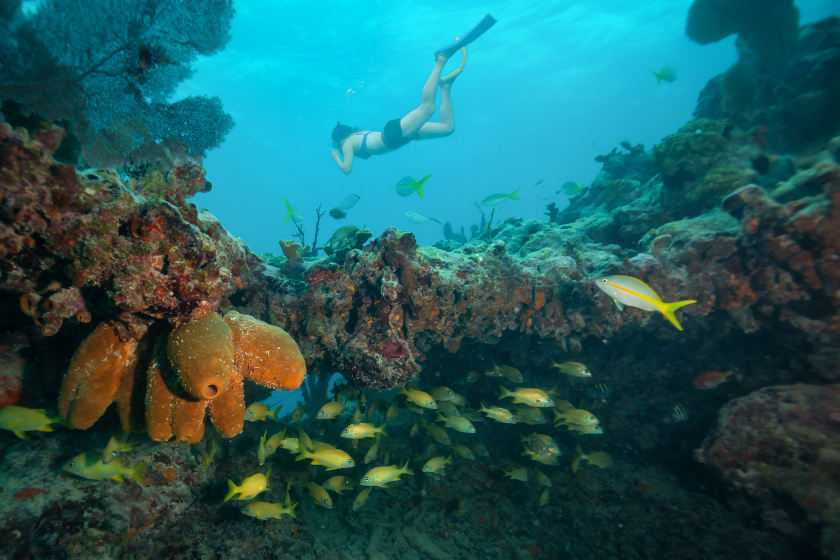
[[330, 55, 458, 174], [330, 14, 497, 174]]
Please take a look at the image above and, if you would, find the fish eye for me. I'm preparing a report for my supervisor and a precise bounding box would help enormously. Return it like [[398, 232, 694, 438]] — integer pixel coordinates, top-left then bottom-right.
[[347, 459, 353, 463], [364, 477, 370, 482], [68, 461, 74, 467], [601, 279, 607, 283], [248, 411, 253, 415], [112, 450, 117, 456], [243, 507, 249, 512], [323, 499, 329, 503]]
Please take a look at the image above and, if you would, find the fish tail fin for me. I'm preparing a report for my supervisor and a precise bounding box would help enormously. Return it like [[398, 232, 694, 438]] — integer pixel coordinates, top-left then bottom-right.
[[287, 502, 298, 519], [658, 299, 697, 331], [379, 423, 388, 437], [224, 479, 238, 502], [415, 175, 431, 198], [129, 462, 147, 483], [283, 198, 293, 222], [294, 447, 311, 462], [499, 386, 513, 400], [478, 402, 488, 412], [38, 424, 53, 432], [446, 454, 452, 465], [652, 70, 662, 85], [269, 405, 283, 422], [401, 459, 415, 477], [13, 431, 25, 439], [510, 188, 521, 200], [548, 358, 558, 369]]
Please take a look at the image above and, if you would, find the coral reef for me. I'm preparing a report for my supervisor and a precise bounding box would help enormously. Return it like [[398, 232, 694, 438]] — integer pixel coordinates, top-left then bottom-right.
[[696, 384, 840, 560]]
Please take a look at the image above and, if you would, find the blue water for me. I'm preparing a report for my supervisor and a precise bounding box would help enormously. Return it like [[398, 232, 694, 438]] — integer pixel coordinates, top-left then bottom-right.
[[177, 0, 838, 254]]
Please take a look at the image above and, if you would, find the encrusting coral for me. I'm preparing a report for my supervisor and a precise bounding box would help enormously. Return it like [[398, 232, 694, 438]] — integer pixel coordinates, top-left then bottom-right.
[[58, 311, 306, 442]]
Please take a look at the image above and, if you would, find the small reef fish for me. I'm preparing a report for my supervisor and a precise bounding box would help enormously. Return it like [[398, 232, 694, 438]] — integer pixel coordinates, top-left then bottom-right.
[[225, 469, 271, 501], [361, 460, 415, 488], [478, 403, 516, 424], [326, 225, 360, 253], [453, 444, 475, 460], [365, 433, 382, 464], [323, 476, 356, 495], [305, 481, 333, 508], [298, 428, 314, 453], [565, 424, 604, 435], [499, 387, 554, 408], [290, 403, 307, 423], [449, 392, 467, 406], [559, 181, 586, 197], [554, 399, 576, 412], [538, 384, 563, 398], [489, 363, 524, 383], [0, 406, 65, 439], [595, 275, 696, 331], [548, 359, 591, 377], [431, 386, 455, 402], [341, 422, 387, 439], [316, 402, 346, 420], [572, 445, 612, 473], [395, 175, 431, 198], [366, 397, 377, 419], [540, 488, 550, 506], [265, 429, 286, 457], [204, 438, 217, 471], [410, 421, 420, 437], [283, 198, 304, 224], [523, 448, 560, 465], [584, 383, 614, 398], [353, 406, 361, 425], [245, 403, 283, 422], [437, 401, 459, 417], [555, 409, 600, 426], [241, 501, 297, 520], [503, 468, 529, 482], [672, 404, 689, 422], [329, 207, 347, 219], [423, 455, 452, 475], [386, 402, 400, 420], [471, 443, 490, 458], [425, 424, 451, 445], [513, 407, 548, 425], [353, 486, 373, 511], [383, 450, 390, 465], [295, 447, 355, 470], [404, 211, 441, 225], [458, 408, 484, 423], [338, 193, 360, 210], [693, 369, 736, 390], [454, 370, 481, 385], [102, 430, 135, 464], [407, 403, 425, 415], [399, 387, 437, 409], [280, 437, 300, 453], [257, 430, 267, 466], [63, 453, 146, 483], [651, 65, 677, 84], [481, 189, 521, 206], [530, 433, 561, 456], [534, 469, 552, 487]]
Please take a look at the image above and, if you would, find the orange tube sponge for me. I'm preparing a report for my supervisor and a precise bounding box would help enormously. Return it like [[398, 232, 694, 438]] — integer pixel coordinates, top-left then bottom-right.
[[167, 312, 234, 400], [224, 310, 306, 391], [208, 371, 245, 438], [116, 334, 155, 433], [58, 322, 140, 429]]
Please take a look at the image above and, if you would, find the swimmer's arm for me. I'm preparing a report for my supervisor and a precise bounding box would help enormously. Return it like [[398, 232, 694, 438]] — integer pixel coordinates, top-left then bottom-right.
[[330, 143, 354, 174]]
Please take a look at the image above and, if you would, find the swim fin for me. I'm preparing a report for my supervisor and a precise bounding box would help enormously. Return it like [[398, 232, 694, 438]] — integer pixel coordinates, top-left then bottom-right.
[[435, 14, 497, 59]]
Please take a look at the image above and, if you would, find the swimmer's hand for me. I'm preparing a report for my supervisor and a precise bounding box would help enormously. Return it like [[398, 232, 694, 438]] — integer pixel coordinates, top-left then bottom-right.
[[330, 149, 341, 162]]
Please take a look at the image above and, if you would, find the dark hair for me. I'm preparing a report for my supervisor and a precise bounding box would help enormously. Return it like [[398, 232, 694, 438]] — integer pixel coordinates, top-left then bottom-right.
[[331, 122, 358, 149]]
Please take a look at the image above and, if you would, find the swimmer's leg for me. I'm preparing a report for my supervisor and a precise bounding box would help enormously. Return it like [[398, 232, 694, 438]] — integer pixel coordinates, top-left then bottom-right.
[[399, 56, 448, 137], [416, 81, 454, 139]]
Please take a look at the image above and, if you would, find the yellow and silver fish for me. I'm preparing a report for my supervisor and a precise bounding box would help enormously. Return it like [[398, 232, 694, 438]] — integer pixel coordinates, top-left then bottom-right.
[[298, 428, 314, 453], [360, 460, 415, 488], [265, 428, 287, 457], [316, 402, 347, 420], [522, 447, 560, 465], [422, 455, 452, 475], [503, 468, 529, 482], [225, 469, 271, 501], [499, 387, 554, 408], [407, 403, 425, 415], [353, 406, 362, 425], [290, 403, 307, 423], [341, 422, 387, 439], [437, 401, 459, 416], [554, 399, 575, 412], [565, 424, 604, 435], [555, 409, 600, 426], [257, 430, 267, 465], [241, 501, 297, 520], [365, 433, 382, 464], [489, 363, 524, 383], [452, 444, 475, 460], [548, 359, 591, 377], [386, 402, 400, 420], [305, 481, 333, 508], [245, 403, 283, 422], [430, 386, 455, 402], [399, 387, 437, 409], [539, 488, 550, 506], [672, 403, 689, 422], [295, 447, 355, 470], [102, 428, 135, 465], [595, 275, 696, 331], [537, 384, 563, 398], [571, 445, 612, 473], [435, 414, 475, 434], [366, 397, 377, 419], [478, 402, 516, 424], [353, 486, 373, 511], [513, 407, 549, 425], [529, 433, 561, 456], [534, 469, 552, 487], [204, 438, 217, 472], [323, 475, 356, 495], [425, 424, 451, 445], [458, 408, 484, 422], [410, 421, 420, 437], [471, 443, 490, 458], [0, 406, 65, 439], [63, 453, 146, 483], [280, 437, 300, 453]]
